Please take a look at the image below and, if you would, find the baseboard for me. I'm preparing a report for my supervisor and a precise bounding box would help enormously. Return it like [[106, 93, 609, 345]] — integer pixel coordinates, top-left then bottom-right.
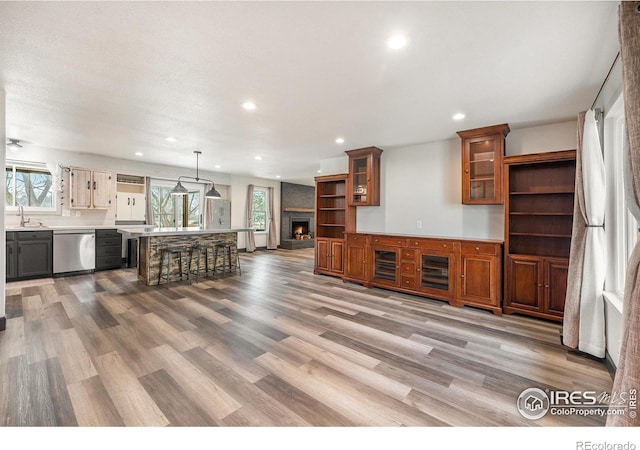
[[0, 316, 6, 331], [605, 351, 617, 379]]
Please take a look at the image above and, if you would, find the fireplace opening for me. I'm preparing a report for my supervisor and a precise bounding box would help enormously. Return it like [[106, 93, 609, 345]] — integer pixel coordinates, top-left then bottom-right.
[[291, 218, 310, 238]]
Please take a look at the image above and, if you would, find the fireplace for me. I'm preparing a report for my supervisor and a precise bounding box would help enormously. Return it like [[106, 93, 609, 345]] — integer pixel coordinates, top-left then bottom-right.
[[291, 218, 310, 238]]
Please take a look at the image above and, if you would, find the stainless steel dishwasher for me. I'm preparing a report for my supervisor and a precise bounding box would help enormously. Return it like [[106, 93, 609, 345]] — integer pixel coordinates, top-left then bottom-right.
[[53, 229, 96, 274]]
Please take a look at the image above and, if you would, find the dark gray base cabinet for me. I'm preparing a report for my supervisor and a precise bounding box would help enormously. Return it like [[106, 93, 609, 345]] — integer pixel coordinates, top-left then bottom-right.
[[95, 229, 123, 271], [6, 230, 53, 281]]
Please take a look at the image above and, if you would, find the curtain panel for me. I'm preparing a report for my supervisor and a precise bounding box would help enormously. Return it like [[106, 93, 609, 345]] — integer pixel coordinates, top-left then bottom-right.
[[607, 1, 640, 427], [145, 176, 153, 226], [246, 184, 256, 252], [564, 110, 606, 357], [204, 183, 214, 229], [267, 187, 277, 250]]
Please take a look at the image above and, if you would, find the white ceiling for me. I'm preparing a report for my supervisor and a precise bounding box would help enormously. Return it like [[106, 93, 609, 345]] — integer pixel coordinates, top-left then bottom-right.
[[0, 1, 619, 186]]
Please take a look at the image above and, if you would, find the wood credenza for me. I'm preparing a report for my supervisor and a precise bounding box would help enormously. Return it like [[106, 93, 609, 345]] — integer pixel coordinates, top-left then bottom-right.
[[343, 232, 503, 315]]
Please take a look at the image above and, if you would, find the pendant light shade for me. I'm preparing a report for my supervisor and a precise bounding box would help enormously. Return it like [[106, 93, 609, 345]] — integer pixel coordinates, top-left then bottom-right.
[[205, 185, 222, 199], [171, 150, 221, 198], [170, 180, 189, 196]]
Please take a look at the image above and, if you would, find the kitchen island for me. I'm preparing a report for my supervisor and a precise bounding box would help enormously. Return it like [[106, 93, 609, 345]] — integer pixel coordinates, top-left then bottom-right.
[[117, 227, 252, 285]]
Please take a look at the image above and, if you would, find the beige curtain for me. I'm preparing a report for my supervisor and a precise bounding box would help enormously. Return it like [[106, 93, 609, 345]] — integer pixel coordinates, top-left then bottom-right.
[[608, 1, 640, 427], [203, 183, 214, 229], [563, 112, 587, 350], [267, 187, 277, 250], [246, 184, 256, 252]]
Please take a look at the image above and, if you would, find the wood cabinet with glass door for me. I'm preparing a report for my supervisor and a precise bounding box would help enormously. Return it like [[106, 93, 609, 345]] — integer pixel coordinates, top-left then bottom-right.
[[503, 149, 576, 321], [346, 146, 383, 206], [457, 124, 510, 204]]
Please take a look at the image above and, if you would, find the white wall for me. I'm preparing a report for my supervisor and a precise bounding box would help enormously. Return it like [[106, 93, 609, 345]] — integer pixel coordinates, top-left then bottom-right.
[[4, 146, 280, 249], [1, 89, 6, 326], [348, 121, 577, 240], [230, 175, 281, 250]]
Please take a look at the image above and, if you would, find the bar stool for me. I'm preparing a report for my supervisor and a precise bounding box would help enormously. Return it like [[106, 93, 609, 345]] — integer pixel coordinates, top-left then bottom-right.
[[157, 245, 189, 285], [213, 240, 241, 278], [188, 240, 219, 283]]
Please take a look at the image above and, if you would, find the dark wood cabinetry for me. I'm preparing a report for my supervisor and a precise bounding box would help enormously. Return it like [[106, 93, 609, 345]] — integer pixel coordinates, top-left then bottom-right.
[[314, 174, 355, 277], [96, 229, 123, 271], [6, 230, 53, 281], [458, 124, 510, 205], [503, 150, 576, 321], [344, 233, 369, 283], [346, 147, 382, 206], [343, 232, 502, 314]]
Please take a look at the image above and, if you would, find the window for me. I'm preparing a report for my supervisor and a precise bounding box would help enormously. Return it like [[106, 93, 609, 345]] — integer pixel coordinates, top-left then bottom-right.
[[150, 179, 203, 227], [5, 162, 55, 210], [252, 189, 267, 232], [604, 93, 637, 298]]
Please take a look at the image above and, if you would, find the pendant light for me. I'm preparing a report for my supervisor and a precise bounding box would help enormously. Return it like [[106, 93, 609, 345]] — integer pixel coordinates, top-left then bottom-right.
[[170, 150, 222, 198]]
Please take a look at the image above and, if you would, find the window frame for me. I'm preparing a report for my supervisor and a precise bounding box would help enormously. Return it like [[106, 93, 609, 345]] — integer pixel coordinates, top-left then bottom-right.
[[604, 93, 636, 301], [5, 160, 57, 213], [150, 178, 204, 228], [251, 187, 268, 233]]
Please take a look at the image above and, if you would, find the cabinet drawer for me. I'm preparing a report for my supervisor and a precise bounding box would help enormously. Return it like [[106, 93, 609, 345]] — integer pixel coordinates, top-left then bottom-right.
[[370, 236, 407, 247], [96, 245, 121, 257], [409, 238, 455, 251], [97, 237, 122, 247], [401, 249, 415, 260], [461, 242, 500, 256], [346, 234, 368, 244], [401, 276, 417, 289], [6, 232, 16, 241], [401, 262, 416, 275], [96, 255, 122, 269], [96, 229, 121, 238], [17, 231, 53, 241]]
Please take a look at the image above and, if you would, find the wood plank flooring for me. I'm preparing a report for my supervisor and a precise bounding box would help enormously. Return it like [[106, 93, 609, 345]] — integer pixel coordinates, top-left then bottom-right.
[[0, 248, 612, 426]]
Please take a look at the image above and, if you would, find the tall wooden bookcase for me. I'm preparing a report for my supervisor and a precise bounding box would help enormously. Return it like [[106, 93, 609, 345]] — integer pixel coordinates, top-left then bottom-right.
[[503, 150, 576, 321], [314, 174, 356, 277]]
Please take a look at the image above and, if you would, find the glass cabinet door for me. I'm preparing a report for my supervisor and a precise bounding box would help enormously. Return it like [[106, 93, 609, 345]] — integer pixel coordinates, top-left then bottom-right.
[[351, 156, 369, 204], [420, 254, 450, 291], [468, 139, 497, 202], [373, 249, 397, 283]]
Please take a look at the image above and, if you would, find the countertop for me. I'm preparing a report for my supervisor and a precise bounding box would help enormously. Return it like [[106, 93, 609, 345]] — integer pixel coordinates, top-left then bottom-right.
[[117, 226, 253, 237]]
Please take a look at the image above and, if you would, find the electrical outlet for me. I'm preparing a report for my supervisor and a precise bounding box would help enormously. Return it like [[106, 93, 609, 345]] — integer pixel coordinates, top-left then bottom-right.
[[416, 220, 422, 229], [62, 210, 70, 217], [75, 211, 81, 217]]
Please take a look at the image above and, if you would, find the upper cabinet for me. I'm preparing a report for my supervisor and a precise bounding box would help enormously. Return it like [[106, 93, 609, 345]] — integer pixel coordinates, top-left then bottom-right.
[[346, 146, 383, 206], [70, 167, 114, 209], [116, 174, 146, 222], [457, 124, 510, 205]]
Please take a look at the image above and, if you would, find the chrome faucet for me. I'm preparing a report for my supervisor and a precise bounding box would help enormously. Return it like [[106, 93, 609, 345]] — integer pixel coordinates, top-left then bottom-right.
[[17, 206, 30, 227]]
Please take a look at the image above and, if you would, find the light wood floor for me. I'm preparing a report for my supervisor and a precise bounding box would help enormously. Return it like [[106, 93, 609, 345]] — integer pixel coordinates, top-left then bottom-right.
[[0, 248, 612, 426]]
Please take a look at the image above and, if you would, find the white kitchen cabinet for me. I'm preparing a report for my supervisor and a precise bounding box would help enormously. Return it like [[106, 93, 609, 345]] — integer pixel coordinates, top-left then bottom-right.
[[70, 168, 114, 209], [115, 174, 147, 222], [116, 192, 145, 221]]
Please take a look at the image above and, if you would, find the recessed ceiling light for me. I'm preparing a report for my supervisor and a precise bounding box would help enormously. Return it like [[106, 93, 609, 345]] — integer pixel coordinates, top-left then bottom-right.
[[276, 175, 281, 179], [165, 136, 177, 142], [452, 113, 466, 121], [317, 170, 322, 174], [254, 155, 262, 161], [335, 137, 345, 144], [135, 152, 143, 156], [215, 165, 221, 169], [387, 34, 408, 50], [242, 101, 257, 111]]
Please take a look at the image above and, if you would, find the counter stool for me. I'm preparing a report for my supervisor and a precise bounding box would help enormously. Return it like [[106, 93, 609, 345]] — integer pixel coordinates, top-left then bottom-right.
[[157, 245, 189, 285], [213, 240, 241, 278], [188, 240, 219, 283]]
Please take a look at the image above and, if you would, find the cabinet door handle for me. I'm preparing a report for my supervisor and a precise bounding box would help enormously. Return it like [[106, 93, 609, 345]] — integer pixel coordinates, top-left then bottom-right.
[[461, 274, 465, 278], [538, 283, 543, 287], [465, 169, 469, 174], [18, 247, 21, 254], [128, 198, 131, 205], [93, 181, 97, 190], [87, 181, 91, 189], [475, 246, 480, 250], [132, 198, 135, 206], [545, 284, 549, 288]]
